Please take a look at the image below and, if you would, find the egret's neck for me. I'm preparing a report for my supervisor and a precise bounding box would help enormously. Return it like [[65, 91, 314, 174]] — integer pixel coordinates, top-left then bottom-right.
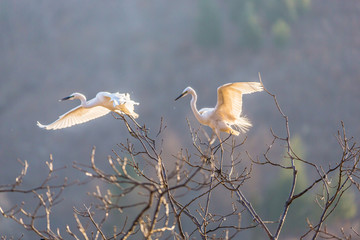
[[76, 94, 88, 107], [189, 92, 204, 123]]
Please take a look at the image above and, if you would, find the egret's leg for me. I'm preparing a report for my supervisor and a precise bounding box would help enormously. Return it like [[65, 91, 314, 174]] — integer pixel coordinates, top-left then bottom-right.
[[208, 132, 216, 160], [215, 130, 224, 172], [219, 140, 224, 173], [209, 133, 217, 145], [128, 115, 144, 130], [201, 128, 211, 142]]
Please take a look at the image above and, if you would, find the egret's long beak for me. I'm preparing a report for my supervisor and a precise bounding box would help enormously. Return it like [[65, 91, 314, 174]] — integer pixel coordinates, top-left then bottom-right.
[[175, 91, 187, 101], [59, 95, 72, 101]]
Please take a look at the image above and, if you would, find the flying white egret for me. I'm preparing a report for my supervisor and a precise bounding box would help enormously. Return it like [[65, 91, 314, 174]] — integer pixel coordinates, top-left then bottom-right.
[[175, 82, 263, 144], [37, 92, 139, 130]]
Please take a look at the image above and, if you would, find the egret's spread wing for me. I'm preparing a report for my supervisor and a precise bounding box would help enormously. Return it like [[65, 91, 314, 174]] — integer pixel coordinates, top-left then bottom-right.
[[225, 82, 263, 95], [37, 105, 111, 130], [215, 84, 244, 121], [214, 82, 263, 121]]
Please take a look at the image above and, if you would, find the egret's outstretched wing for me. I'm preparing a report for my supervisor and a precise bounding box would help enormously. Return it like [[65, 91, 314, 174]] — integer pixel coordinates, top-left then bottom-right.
[[226, 82, 263, 95], [214, 82, 263, 121], [37, 105, 111, 130]]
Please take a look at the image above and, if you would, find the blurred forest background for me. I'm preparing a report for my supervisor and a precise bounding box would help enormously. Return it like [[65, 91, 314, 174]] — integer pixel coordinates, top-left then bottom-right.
[[1, 0, 360, 239]]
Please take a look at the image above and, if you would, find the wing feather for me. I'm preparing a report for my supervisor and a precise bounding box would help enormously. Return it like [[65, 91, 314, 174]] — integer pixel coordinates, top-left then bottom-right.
[[214, 82, 263, 122], [225, 82, 263, 94], [37, 105, 111, 130]]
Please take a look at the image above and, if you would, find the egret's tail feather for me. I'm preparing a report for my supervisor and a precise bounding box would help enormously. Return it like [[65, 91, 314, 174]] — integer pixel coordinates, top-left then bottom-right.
[[233, 117, 252, 133]]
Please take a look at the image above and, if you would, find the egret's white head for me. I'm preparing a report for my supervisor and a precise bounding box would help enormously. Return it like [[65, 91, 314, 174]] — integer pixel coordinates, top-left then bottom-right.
[[175, 87, 194, 101], [60, 92, 84, 101]]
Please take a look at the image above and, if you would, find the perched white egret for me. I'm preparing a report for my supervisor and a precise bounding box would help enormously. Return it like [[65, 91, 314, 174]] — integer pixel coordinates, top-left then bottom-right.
[[175, 82, 263, 144], [37, 92, 139, 130]]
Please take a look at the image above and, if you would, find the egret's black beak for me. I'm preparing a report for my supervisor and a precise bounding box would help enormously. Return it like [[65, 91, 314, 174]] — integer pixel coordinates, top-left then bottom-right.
[[175, 91, 187, 101], [59, 95, 72, 101]]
